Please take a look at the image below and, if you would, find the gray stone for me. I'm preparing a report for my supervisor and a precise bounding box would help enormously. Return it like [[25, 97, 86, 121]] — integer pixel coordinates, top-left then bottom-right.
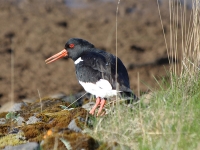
[[3, 142, 40, 150], [0, 118, 6, 124], [8, 128, 19, 134], [50, 92, 67, 99], [16, 116, 25, 126], [68, 119, 82, 132], [0, 102, 25, 113], [22, 98, 36, 104], [82, 102, 95, 111], [9, 102, 25, 111], [26, 116, 41, 125]]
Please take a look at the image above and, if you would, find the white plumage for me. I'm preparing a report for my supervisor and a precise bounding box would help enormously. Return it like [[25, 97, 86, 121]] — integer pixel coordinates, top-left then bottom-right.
[[79, 79, 120, 98], [74, 57, 83, 64]]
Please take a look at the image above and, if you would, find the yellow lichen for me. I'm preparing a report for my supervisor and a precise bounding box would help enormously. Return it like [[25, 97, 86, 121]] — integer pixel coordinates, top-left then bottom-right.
[[0, 134, 27, 149]]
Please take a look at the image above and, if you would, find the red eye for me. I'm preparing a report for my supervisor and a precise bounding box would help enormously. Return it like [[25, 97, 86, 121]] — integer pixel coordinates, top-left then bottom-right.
[[69, 43, 74, 48]]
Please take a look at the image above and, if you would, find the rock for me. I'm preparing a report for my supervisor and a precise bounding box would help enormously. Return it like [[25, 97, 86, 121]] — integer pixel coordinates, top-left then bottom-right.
[[26, 116, 41, 125], [3, 142, 40, 150], [16, 116, 25, 126], [22, 98, 36, 104], [82, 102, 95, 111], [50, 92, 67, 99], [0, 102, 19, 113], [8, 128, 19, 134], [9, 103, 25, 111], [68, 119, 82, 132], [0, 118, 6, 124]]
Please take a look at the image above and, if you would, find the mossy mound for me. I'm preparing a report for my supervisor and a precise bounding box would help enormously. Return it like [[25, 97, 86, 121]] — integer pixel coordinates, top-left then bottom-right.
[[0, 96, 99, 149], [18, 108, 90, 141]]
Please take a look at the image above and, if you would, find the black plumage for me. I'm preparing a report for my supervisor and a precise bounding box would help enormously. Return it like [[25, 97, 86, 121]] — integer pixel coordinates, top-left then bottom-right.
[[66, 38, 132, 92], [46, 38, 138, 115]]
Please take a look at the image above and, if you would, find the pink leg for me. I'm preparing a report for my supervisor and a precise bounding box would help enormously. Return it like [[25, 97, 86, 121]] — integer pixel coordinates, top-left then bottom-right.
[[97, 99, 106, 116], [89, 97, 101, 115]]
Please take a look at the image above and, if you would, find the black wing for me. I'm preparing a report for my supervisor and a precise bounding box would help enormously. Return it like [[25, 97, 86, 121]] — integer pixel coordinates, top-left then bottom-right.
[[76, 50, 132, 92]]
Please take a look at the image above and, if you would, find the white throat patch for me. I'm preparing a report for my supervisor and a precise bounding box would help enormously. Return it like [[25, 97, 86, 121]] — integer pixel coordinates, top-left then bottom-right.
[[74, 57, 83, 64]]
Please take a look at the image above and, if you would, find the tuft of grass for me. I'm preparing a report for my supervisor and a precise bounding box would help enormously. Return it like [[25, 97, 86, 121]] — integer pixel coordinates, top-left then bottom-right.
[[89, 74, 200, 149]]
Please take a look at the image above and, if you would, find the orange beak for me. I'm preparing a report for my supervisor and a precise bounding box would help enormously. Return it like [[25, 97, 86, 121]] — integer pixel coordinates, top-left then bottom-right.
[[45, 49, 68, 64]]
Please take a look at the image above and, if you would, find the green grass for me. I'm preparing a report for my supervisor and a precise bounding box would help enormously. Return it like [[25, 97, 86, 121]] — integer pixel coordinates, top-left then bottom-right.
[[88, 73, 200, 149]]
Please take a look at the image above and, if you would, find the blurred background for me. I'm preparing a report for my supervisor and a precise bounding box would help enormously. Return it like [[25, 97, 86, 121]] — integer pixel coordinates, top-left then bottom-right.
[[0, 0, 191, 105]]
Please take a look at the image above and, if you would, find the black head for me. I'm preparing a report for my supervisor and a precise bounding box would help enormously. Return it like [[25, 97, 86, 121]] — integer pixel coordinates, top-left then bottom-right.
[[45, 38, 95, 64], [65, 38, 95, 61]]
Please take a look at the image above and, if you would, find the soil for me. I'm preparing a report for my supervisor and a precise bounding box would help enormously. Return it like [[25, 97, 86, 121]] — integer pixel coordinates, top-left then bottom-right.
[[0, 0, 184, 105]]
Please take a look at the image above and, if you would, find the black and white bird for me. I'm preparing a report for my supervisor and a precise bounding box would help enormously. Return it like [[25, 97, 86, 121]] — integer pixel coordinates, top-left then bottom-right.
[[45, 38, 138, 116]]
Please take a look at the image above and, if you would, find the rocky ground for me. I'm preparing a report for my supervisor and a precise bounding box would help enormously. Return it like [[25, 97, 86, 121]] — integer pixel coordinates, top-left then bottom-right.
[[0, 92, 99, 149], [0, 0, 191, 149]]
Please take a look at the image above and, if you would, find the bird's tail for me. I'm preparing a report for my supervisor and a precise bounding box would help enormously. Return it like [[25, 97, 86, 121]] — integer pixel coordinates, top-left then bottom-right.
[[118, 92, 139, 104]]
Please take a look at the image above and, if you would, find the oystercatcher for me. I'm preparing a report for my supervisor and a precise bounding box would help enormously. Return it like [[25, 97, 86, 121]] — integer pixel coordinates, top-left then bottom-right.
[[45, 38, 138, 116]]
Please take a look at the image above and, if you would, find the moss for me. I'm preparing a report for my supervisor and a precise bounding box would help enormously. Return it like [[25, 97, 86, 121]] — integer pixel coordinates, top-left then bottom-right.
[[0, 125, 10, 136], [46, 108, 88, 129], [47, 110, 72, 128], [42, 130, 97, 150], [0, 112, 8, 118], [21, 122, 50, 141], [20, 102, 31, 111], [0, 95, 99, 149], [41, 102, 70, 113], [97, 142, 120, 150], [71, 107, 88, 118], [35, 97, 54, 103], [75, 117, 85, 130], [0, 134, 27, 149], [18, 111, 35, 122], [21, 97, 70, 114], [20, 108, 86, 141], [35, 113, 50, 122], [82, 98, 90, 105], [67, 133, 96, 150]]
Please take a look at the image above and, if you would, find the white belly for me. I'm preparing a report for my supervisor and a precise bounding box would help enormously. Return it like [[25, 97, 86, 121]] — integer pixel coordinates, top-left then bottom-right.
[[79, 79, 120, 98]]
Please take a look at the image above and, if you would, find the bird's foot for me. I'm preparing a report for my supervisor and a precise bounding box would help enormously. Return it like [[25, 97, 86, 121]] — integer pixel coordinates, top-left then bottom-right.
[[97, 99, 106, 116], [89, 97, 101, 115], [89, 97, 106, 116]]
